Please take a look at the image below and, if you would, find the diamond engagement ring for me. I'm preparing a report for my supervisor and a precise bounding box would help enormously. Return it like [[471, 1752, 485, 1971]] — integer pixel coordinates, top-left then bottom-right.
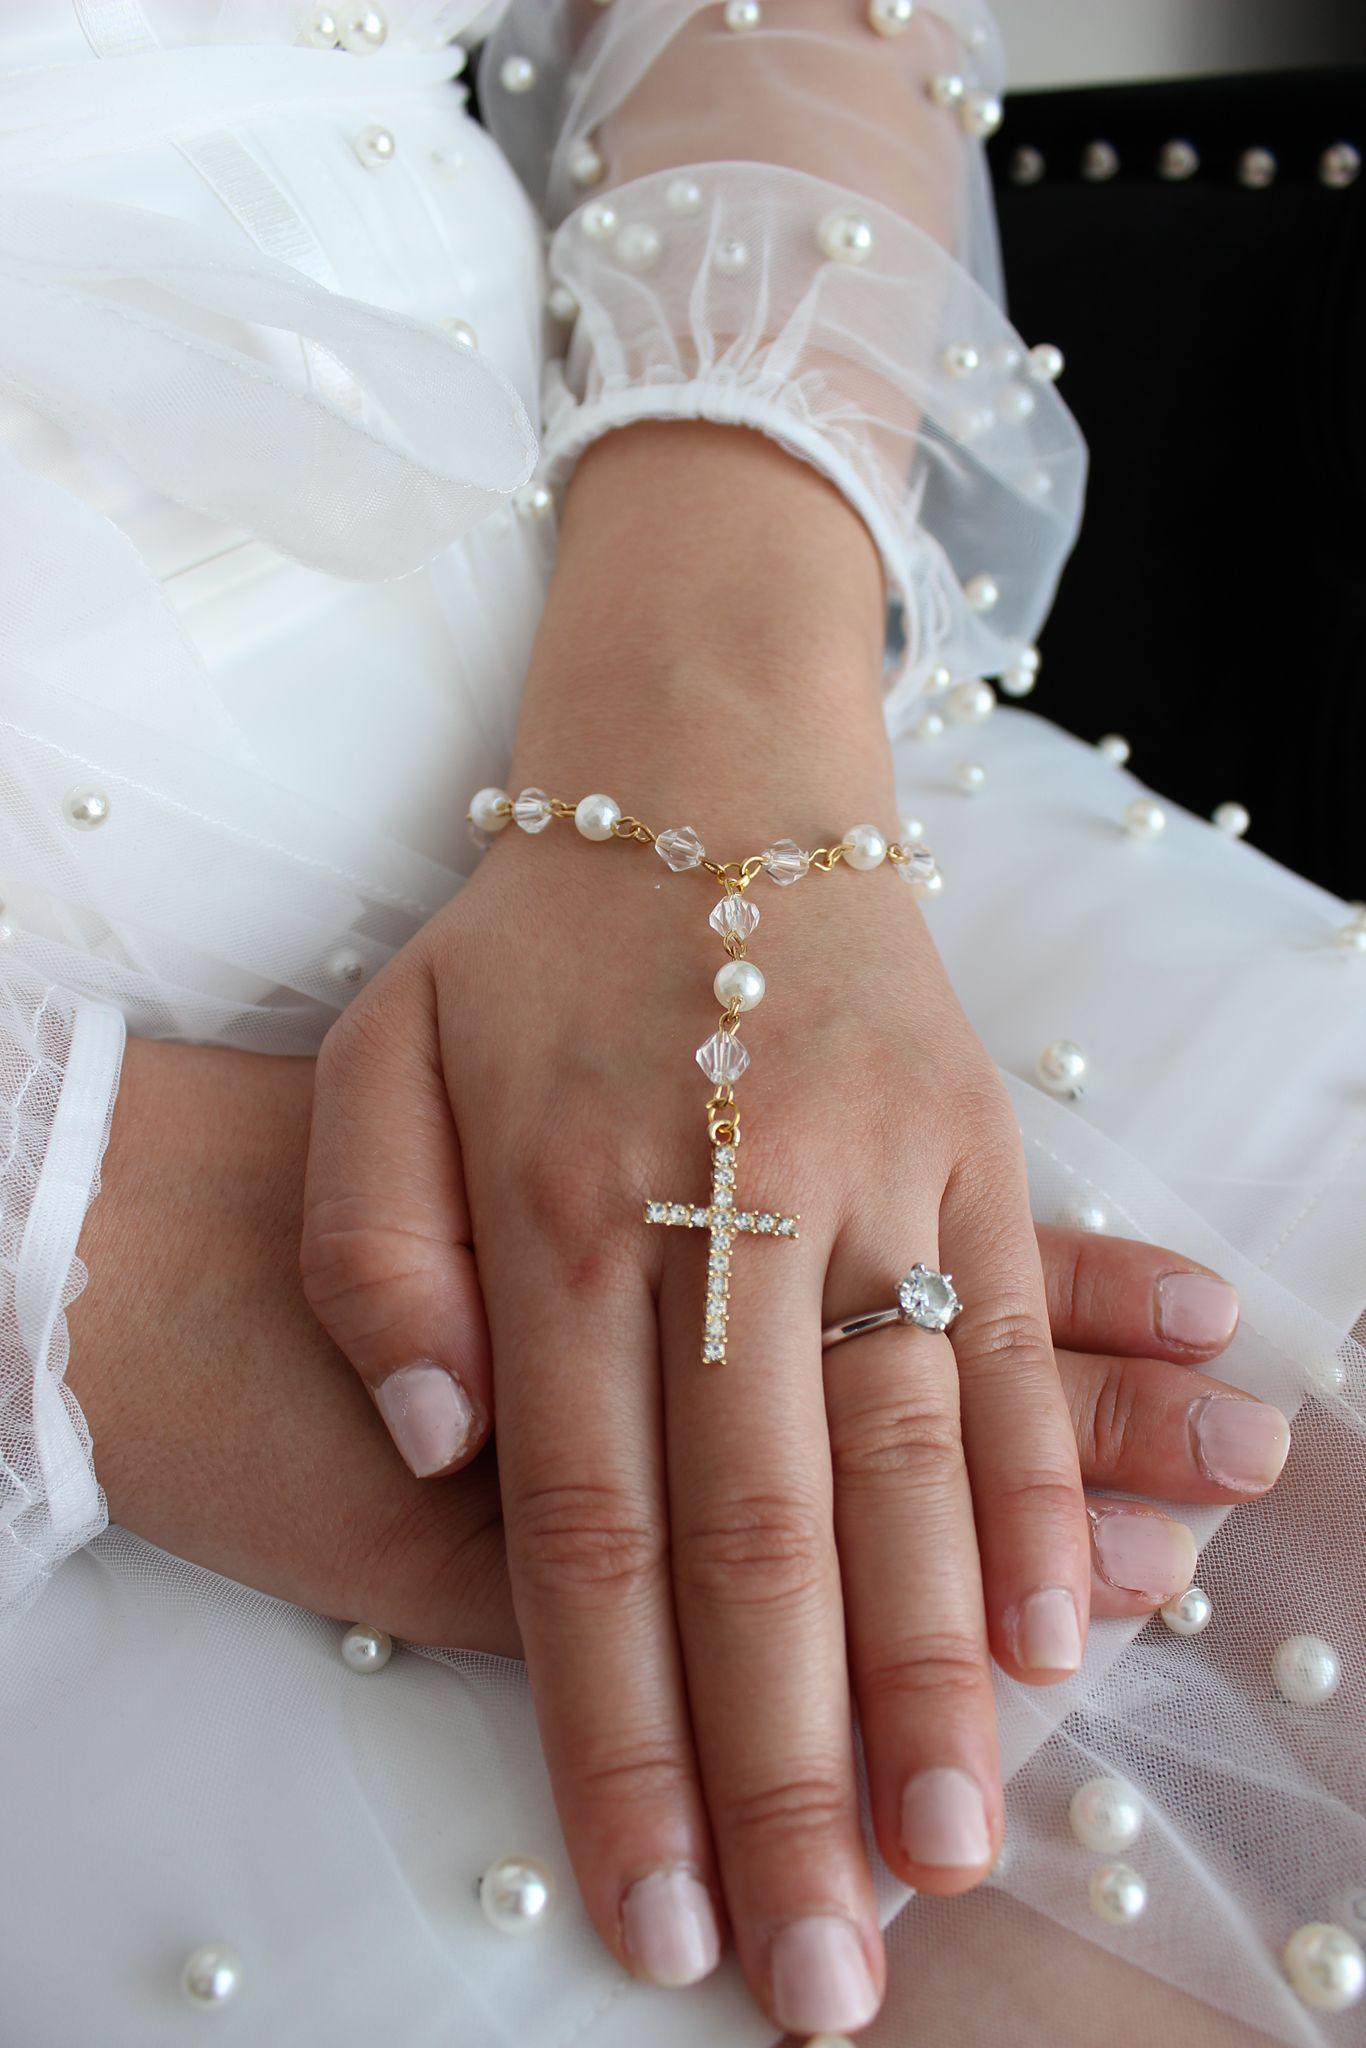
[[821, 1263, 964, 1348]]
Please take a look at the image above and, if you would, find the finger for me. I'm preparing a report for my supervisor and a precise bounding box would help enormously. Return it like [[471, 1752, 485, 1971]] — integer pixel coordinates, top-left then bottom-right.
[[1036, 1225, 1241, 1362], [941, 1149, 1090, 1687], [661, 1139, 882, 2041], [825, 1212, 1002, 1901], [1058, 1347, 1291, 1501], [487, 1212, 723, 1993], [1084, 1497, 1197, 1619], [302, 960, 492, 1477]]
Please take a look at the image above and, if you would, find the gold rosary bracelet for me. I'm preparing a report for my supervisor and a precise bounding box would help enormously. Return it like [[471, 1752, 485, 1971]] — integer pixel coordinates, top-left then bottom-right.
[[468, 782, 942, 1365]]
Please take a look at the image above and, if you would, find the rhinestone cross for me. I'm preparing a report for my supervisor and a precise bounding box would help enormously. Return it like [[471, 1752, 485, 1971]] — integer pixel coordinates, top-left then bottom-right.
[[644, 1131, 798, 1365]]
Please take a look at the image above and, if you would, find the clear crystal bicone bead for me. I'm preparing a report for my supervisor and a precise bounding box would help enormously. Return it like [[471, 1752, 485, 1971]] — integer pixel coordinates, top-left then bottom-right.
[[512, 786, 554, 833], [709, 895, 760, 940], [760, 838, 809, 886], [655, 824, 705, 872], [897, 1263, 962, 1332], [695, 1030, 750, 1084], [896, 842, 941, 885]]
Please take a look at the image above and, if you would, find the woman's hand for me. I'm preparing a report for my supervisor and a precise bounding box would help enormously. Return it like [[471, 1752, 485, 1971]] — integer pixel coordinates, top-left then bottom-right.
[[72, 1042, 1279, 1664], [302, 425, 1289, 2035]]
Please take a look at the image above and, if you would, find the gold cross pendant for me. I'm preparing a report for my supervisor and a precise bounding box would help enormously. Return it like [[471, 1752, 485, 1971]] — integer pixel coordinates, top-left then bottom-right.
[[644, 1106, 798, 1365]]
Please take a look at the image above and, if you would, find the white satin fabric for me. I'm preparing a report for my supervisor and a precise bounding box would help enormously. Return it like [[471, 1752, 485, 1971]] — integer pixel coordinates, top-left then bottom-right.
[[0, 4, 1362, 2046]]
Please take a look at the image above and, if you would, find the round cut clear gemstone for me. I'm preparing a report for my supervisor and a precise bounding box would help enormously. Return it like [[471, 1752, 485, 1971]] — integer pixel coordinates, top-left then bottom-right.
[[691, 1207, 709, 1226], [645, 1202, 666, 1222], [668, 1203, 688, 1224], [702, 1341, 724, 1363], [898, 1264, 962, 1331], [757, 1214, 774, 1232]]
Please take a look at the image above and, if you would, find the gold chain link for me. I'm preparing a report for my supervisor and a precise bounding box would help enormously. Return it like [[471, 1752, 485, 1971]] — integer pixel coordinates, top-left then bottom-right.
[[482, 799, 908, 889]]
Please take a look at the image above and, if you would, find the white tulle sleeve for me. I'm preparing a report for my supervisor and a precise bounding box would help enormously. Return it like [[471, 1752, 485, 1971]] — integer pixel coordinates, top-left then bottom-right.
[[483, 0, 1085, 722], [0, 960, 123, 1610]]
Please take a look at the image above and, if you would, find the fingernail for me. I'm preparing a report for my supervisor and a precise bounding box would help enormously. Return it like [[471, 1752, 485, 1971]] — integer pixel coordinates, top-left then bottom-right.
[[901, 1766, 992, 1869], [1156, 1272, 1239, 1349], [621, 1870, 721, 1988], [1013, 1585, 1083, 1673], [1090, 1507, 1197, 1597], [373, 1362, 474, 1478], [770, 1916, 879, 2035], [1191, 1396, 1290, 1493]]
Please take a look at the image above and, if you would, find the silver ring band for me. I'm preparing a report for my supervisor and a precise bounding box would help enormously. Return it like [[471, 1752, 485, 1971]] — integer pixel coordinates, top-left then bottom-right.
[[822, 1264, 963, 1349]]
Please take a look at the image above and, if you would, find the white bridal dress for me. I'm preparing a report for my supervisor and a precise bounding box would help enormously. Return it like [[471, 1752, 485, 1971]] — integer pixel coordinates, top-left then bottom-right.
[[1, 3, 1363, 2043]]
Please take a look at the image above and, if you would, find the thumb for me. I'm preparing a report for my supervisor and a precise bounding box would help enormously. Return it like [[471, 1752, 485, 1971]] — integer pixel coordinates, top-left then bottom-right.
[[302, 955, 491, 1479]]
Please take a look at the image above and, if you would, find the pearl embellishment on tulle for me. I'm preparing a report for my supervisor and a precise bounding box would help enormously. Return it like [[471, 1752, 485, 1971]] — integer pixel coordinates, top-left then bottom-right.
[[1161, 1584, 1212, 1635], [182, 1946, 243, 2006], [1123, 798, 1167, 840], [1089, 1863, 1147, 1926], [1070, 1777, 1144, 1854], [341, 1623, 392, 1672], [64, 789, 110, 830], [1284, 1924, 1365, 2011], [499, 55, 537, 93], [1036, 1040, 1086, 1098], [1273, 1634, 1341, 1706], [479, 1856, 555, 1934]]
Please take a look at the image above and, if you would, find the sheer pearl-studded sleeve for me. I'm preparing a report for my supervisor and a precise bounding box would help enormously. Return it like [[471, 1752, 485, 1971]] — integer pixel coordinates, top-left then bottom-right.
[[0, 958, 123, 1609], [482, 0, 1086, 722]]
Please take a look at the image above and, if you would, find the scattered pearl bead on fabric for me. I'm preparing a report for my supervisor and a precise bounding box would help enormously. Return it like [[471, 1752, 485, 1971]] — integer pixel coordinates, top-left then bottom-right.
[[1320, 142, 1361, 189], [1213, 802, 1250, 837], [341, 1623, 392, 1672], [817, 211, 876, 264], [1098, 733, 1131, 765], [1090, 1863, 1147, 1926], [1082, 140, 1120, 182], [353, 124, 395, 168], [1026, 342, 1064, 383], [867, 0, 914, 33], [965, 573, 1000, 612], [927, 73, 965, 108], [328, 947, 366, 987], [1284, 1924, 1365, 2012], [579, 200, 618, 240], [667, 176, 703, 215], [1071, 1777, 1143, 1854], [442, 317, 477, 348], [339, 8, 387, 54], [569, 141, 604, 187], [1161, 1584, 1212, 1635], [1123, 798, 1166, 840], [1239, 147, 1277, 189], [1273, 1634, 1341, 1706], [546, 283, 578, 322], [1067, 1199, 1108, 1232], [182, 1946, 243, 2006], [617, 221, 663, 271], [500, 55, 537, 93], [950, 679, 996, 724], [515, 484, 554, 521], [943, 341, 980, 377], [960, 90, 1003, 139], [723, 0, 761, 29], [64, 789, 110, 829], [999, 663, 1037, 698], [1158, 138, 1199, 181], [1037, 1039, 1086, 1098], [956, 761, 986, 794], [713, 236, 749, 273], [997, 384, 1036, 424], [306, 8, 340, 47], [479, 1856, 555, 1935]]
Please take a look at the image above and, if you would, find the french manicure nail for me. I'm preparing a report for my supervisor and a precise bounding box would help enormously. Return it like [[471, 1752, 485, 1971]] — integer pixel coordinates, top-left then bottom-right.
[[901, 1766, 992, 1868], [1191, 1396, 1290, 1492], [621, 1870, 721, 1988], [770, 1915, 879, 2035], [1090, 1507, 1197, 1597], [373, 1362, 474, 1478], [1014, 1585, 1083, 1673], [1155, 1271, 1239, 1349]]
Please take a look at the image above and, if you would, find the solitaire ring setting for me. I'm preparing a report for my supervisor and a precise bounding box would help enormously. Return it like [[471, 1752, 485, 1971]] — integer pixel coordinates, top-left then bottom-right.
[[821, 1263, 964, 1349]]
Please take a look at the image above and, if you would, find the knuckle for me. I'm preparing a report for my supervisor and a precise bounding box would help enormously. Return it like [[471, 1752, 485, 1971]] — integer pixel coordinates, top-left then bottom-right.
[[988, 1468, 1085, 1525], [830, 1398, 963, 1489], [299, 1195, 429, 1332], [674, 1493, 829, 1608], [723, 1770, 855, 1854], [955, 1303, 1052, 1378], [513, 1480, 666, 1598], [860, 1635, 992, 1716], [568, 1738, 696, 1813], [1077, 1357, 1143, 1480]]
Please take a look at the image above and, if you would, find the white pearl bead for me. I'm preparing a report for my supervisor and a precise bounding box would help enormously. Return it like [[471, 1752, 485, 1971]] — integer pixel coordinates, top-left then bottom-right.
[[1123, 798, 1167, 841], [1212, 801, 1250, 838], [1161, 1584, 1212, 1635], [341, 1622, 392, 1672], [1238, 147, 1277, 189], [1082, 139, 1120, 182], [1089, 1863, 1147, 1926], [328, 946, 366, 988], [723, 0, 761, 28], [515, 484, 554, 521], [1066, 1200, 1108, 1233], [714, 958, 765, 1010], [842, 823, 887, 871], [306, 8, 340, 47], [1070, 1777, 1143, 1854], [339, 8, 387, 53], [1284, 1924, 1365, 2012], [713, 236, 748, 273], [992, 342, 1024, 373], [347, 141, 396, 202], [964, 572, 1000, 612], [942, 341, 980, 378], [1027, 342, 1065, 383], [955, 760, 986, 794], [569, 141, 605, 186], [927, 72, 965, 107], [442, 317, 477, 348], [960, 91, 1003, 139], [1017, 644, 1042, 675], [469, 786, 511, 834], [616, 221, 663, 271], [1097, 733, 1131, 764], [1273, 1634, 1341, 1706], [997, 383, 1036, 425], [546, 283, 578, 322], [500, 55, 537, 93], [1037, 1038, 1086, 1097], [574, 793, 620, 841], [926, 664, 952, 696], [1158, 138, 1199, 181], [579, 200, 618, 240], [1337, 916, 1366, 952], [1011, 145, 1045, 185], [182, 1945, 243, 2006], [950, 678, 996, 725], [64, 788, 110, 829], [917, 710, 945, 740], [999, 664, 1037, 698], [0, 921, 14, 947], [479, 1855, 555, 1935], [951, 403, 995, 441], [1320, 141, 1362, 190], [867, 0, 913, 33], [666, 176, 703, 215], [817, 211, 876, 264], [900, 816, 927, 842]]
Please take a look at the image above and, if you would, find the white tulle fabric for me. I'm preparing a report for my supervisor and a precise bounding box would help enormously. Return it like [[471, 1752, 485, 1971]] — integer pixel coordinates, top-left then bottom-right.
[[0, 3, 1361, 2045]]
